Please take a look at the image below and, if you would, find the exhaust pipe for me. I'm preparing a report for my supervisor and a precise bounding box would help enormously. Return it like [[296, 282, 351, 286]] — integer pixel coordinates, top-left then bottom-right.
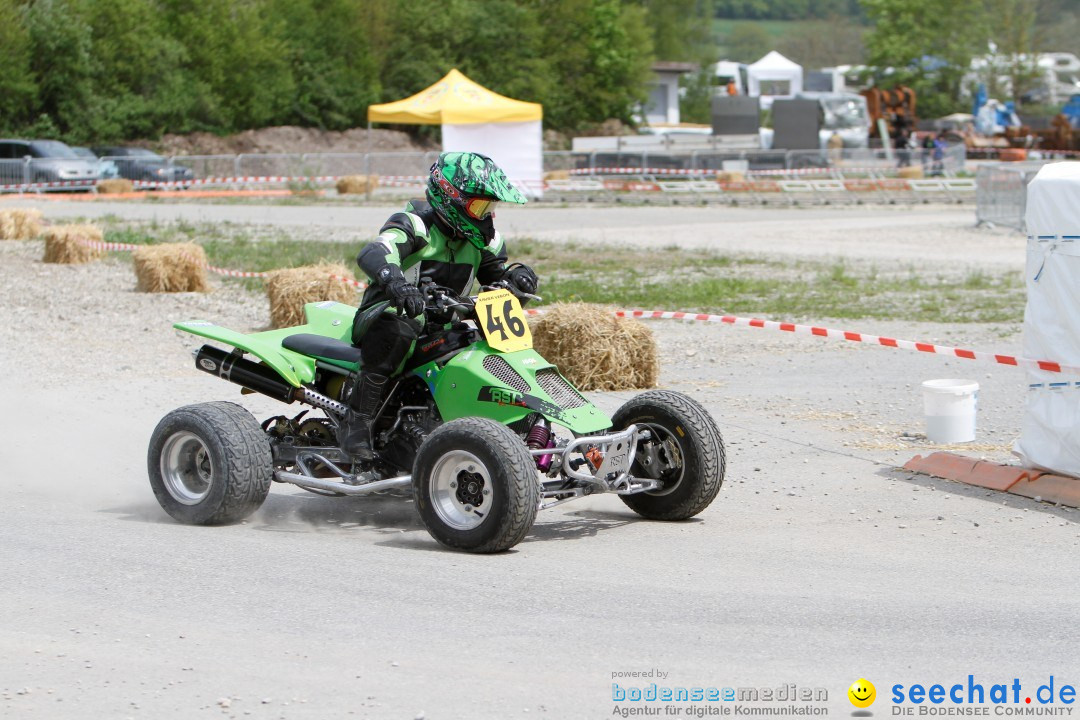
[[194, 345, 350, 416], [194, 345, 296, 403]]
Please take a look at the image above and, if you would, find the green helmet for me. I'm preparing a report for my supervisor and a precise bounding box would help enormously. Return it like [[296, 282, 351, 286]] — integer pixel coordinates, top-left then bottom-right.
[[426, 151, 527, 248]]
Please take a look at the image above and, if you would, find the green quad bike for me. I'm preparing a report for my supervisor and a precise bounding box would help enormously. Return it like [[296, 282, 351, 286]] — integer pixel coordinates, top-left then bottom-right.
[[148, 279, 726, 552]]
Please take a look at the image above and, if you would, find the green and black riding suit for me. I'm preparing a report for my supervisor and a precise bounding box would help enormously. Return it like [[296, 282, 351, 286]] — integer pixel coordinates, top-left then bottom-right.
[[353, 199, 510, 376]]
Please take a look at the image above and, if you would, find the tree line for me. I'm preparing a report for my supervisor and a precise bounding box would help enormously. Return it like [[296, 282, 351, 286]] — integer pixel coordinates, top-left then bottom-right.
[[1, 0, 1074, 145], [0, 0, 717, 144]]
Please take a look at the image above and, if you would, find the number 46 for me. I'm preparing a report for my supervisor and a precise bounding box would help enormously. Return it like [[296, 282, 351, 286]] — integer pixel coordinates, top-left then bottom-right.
[[485, 299, 525, 340]]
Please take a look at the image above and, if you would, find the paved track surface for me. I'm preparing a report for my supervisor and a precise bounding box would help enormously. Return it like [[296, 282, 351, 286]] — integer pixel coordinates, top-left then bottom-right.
[[2, 202, 1076, 719]]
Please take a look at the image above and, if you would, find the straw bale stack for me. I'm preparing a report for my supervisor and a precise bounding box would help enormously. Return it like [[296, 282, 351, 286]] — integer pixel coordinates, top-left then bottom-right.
[[335, 175, 379, 195], [531, 303, 659, 391], [544, 170, 571, 182], [42, 224, 104, 264], [0, 208, 44, 240], [289, 183, 322, 197], [897, 165, 924, 179], [132, 242, 210, 293], [97, 178, 135, 194], [715, 171, 746, 183], [267, 263, 358, 328]]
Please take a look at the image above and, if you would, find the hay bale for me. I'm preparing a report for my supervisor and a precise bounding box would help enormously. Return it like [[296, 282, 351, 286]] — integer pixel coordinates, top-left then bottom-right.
[[0, 208, 44, 240], [267, 263, 358, 328], [96, 178, 135, 194], [42, 224, 104, 264], [132, 242, 210, 293], [715, 171, 746, 183], [290, 184, 322, 197], [544, 170, 571, 181], [897, 165, 924, 179], [531, 303, 659, 392], [335, 175, 379, 195]]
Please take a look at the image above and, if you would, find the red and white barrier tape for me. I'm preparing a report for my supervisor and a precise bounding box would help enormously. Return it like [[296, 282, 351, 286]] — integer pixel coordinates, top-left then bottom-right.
[[976, 147, 1080, 158], [569, 167, 713, 176], [566, 166, 894, 177], [131, 175, 340, 189], [617, 309, 1080, 376], [0, 179, 98, 191], [748, 167, 889, 177], [84, 239, 142, 252]]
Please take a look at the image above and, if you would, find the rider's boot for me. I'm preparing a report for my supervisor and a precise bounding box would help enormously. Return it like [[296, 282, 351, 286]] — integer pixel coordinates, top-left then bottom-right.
[[339, 372, 389, 461]]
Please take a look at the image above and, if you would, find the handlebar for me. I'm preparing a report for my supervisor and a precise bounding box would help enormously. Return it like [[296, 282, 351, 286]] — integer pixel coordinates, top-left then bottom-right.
[[418, 277, 542, 316]]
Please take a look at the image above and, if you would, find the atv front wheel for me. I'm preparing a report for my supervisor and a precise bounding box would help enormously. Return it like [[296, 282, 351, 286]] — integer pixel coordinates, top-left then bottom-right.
[[412, 417, 539, 553], [148, 402, 273, 525], [612, 390, 725, 520]]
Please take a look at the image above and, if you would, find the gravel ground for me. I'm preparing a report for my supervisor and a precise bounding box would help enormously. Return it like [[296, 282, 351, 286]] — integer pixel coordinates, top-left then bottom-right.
[[3, 205, 1078, 719], [0, 235, 1027, 463]]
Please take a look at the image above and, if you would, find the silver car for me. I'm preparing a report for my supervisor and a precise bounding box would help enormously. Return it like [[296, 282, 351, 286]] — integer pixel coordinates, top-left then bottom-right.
[[0, 138, 101, 189], [71, 146, 120, 180]]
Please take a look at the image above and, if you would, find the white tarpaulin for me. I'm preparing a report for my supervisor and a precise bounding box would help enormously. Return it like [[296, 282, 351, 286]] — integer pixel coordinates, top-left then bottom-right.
[[1013, 162, 1080, 476], [747, 51, 803, 109], [441, 120, 543, 198]]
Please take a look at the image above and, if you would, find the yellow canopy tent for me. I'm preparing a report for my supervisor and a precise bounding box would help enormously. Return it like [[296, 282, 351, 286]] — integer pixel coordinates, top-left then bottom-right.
[[368, 69, 544, 196], [368, 69, 542, 125]]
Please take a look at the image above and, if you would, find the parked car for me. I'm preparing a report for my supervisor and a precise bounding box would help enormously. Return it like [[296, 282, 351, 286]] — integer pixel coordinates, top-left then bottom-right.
[[91, 146, 194, 186], [0, 138, 101, 188], [71, 146, 120, 180]]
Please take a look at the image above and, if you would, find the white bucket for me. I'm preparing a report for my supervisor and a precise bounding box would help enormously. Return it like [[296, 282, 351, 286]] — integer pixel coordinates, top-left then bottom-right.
[[921, 379, 979, 443]]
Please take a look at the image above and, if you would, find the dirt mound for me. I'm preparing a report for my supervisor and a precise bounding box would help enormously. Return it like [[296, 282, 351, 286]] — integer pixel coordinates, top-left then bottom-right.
[[144, 125, 438, 156]]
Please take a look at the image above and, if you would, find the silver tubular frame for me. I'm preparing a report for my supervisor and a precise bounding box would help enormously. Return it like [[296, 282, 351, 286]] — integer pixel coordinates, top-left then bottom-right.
[[272, 449, 411, 496], [533, 425, 661, 509], [268, 412, 661, 508], [274, 470, 412, 496]]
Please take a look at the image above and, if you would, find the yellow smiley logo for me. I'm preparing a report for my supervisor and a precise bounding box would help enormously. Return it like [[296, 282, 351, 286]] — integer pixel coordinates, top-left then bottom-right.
[[848, 678, 876, 708]]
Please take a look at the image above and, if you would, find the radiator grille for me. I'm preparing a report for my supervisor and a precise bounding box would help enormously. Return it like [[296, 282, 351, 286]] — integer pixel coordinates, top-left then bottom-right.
[[535, 368, 588, 409], [482, 355, 531, 393]]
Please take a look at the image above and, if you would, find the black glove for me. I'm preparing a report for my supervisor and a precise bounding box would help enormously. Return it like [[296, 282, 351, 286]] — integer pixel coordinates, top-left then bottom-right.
[[503, 264, 539, 295], [375, 265, 424, 317], [385, 278, 424, 317]]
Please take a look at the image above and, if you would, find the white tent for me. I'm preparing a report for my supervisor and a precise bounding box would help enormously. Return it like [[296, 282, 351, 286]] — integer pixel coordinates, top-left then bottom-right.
[[747, 51, 803, 109], [368, 69, 543, 197], [1014, 162, 1080, 476]]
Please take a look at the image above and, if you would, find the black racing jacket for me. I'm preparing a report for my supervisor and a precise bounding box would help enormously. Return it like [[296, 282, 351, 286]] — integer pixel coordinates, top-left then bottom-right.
[[356, 200, 508, 311]]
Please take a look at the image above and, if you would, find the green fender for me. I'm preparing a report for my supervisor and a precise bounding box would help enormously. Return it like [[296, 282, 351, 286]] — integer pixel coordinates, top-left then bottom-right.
[[175, 301, 358, 386], [421, 341, 613, 435]]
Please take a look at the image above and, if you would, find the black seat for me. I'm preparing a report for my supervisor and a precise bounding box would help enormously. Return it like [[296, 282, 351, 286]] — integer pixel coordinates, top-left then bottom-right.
[[281, 334, 363, 364]]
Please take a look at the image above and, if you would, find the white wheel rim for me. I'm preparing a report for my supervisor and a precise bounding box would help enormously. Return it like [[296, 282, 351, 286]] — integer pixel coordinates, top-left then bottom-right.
[[160, 431, 213, 505], [430, 450, 492, 531]]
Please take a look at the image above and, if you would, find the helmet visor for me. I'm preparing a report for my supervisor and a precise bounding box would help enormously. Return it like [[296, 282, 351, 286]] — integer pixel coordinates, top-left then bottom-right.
[[464, 197, 498, 220]]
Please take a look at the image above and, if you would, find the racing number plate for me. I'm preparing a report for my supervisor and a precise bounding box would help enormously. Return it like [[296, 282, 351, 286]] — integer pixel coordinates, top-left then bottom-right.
[[475, 289, 532, 353]]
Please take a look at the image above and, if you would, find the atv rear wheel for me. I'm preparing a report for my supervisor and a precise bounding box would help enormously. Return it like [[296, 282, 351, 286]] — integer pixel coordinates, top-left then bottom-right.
[[412, 417, 538, 553], [612, 390, 725, 520], [148, 402, 273, 525]]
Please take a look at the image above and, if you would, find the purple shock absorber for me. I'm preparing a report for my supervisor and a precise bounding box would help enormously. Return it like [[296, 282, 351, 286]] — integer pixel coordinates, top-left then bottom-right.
[[527, 420, 554, 471]]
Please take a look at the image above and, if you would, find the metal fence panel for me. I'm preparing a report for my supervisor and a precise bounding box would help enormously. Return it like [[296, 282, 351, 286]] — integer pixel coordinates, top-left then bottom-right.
[[975, 163, 1044, 231], [0, 160, 26, 187], [178, 155, 239, 179]]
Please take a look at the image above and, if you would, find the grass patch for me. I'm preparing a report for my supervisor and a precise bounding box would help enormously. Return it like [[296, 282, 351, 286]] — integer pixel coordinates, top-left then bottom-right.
[[94, 218, 1025, 324]]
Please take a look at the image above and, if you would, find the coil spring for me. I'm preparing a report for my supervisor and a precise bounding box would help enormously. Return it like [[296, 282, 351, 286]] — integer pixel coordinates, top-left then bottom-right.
[[526, 421, 550, 450]]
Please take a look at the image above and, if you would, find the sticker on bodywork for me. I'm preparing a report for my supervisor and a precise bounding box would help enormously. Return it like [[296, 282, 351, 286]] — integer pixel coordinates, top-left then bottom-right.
[[477, 385, 571, 423]]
